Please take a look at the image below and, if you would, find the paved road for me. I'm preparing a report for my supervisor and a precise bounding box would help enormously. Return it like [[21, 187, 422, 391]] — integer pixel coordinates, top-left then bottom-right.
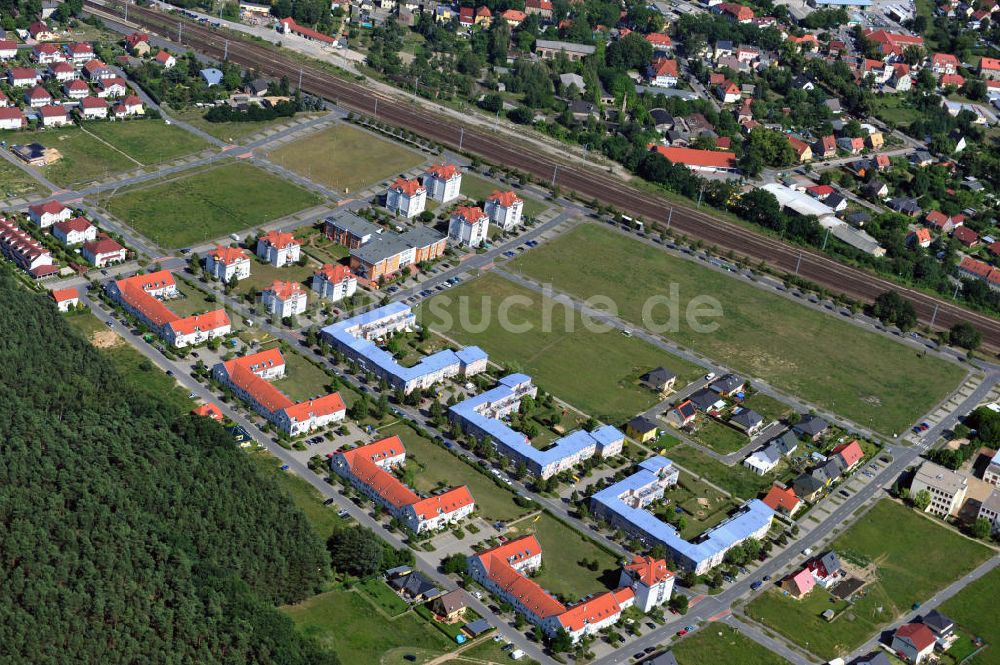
[[722, 614, 813, 665], [78, 287, 552, 663]]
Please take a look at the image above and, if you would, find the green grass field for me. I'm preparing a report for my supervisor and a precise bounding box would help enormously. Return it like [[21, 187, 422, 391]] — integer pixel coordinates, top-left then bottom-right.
[[0, 159, 47, 199], [266, 123, 426, 193], [940, 567, 1000, 665], [461, 174, 548, 218], [659, 473, 740, 539], [418, 273, 701, 422], [283, 589, 454, 665], [871, 96, 922, 128], [508, 514, 618, 602], [107, 161, 321, 248], [248, 449, 349, 542], [271, 347, 335, 402], [66, 311, 194, 416], [673, 624, 788, 665], [233, 257, 317, 297], [510, 224, 966, 435], [689, 418, 751, 455], [378, 420, 528, 522], [747, 500, 992, 660], [85, 120, 209, 165], [666, 444, 776, 499], [167, 279, 225, 318]]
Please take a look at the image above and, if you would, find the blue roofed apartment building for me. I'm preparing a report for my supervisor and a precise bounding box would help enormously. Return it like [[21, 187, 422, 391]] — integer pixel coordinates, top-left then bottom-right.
[[591, 456, 774, 574], [449, 374, 626, 479], [320, 302, 488, 394]]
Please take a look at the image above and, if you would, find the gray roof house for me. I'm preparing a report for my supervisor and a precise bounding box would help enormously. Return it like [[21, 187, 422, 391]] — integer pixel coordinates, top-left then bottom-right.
[[710, 374, 745, 396], [922, 609, 954, 638], [769, 430, 799, 456], [792, 414, 828, 440], [730, 408, 764, 434], [641, 366, 677, 391], [888, 197, 922, 217], [689, 388, 724, 412], [857, 652, 892, 665], [200, 67, 224, 86], [650, 108, 676, 131], [793, 473, 825, 500]]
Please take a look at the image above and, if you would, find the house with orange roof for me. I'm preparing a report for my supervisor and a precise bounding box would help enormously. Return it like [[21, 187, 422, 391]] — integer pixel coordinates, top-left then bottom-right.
[[932, 52, 959, 76], [83, 237, 126, 267], [332, 436, 476, 532], [525, 0, 553, 19], [192, 403, 224, 422], [647, 57, 679, 88], [907, 227, 932, 248], [831, 440, 864, 471], [213, 348, 346, 435], [980, 56, 1000, 80], [719, 2, 754, 22], [788, 136, 813, 162], [474, 6, 492, 26], [863, 29, 923, 58], [762, 484, 801, 516], [51, 287, 79, 312], [206, 245, 251, 282], [645, 33, 672, 51], [154, 50, 176, 68], [649, 145, 738, 173], [311, 263, 358, 302], [256, 230, 301, 267], [262, 280, 307, 318], [386, 177, 427, 218], [501, 8, 526, 26], [448, 206, 489, 248], [106, 270, 232, 348], [485, 190, 524, 231], [424, 163, 462, 203], [468, 536, 672, 642], [619, 555, 675, 612], [957, 256, 1000, 291], [716, 79, 741, 103], [940, 73, 965, 88]]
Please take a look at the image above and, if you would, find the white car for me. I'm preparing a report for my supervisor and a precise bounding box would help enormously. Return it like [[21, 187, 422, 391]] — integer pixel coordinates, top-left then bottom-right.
[[704, 372, 716, 381]]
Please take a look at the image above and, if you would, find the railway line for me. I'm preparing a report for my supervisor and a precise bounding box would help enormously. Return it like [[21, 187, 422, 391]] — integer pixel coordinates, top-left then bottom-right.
[[85, 0, 1000, 351]]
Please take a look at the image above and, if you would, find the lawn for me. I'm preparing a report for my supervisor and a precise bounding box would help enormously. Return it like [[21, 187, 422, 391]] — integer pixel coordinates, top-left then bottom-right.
[[271, 345, 336, 402], [233, 257, 318, 297], [170, 107, 321, 144], [357, 577, 410, 617], [0, 159, 47, 199], [742, 394, 791, 422], [418, 273, 701, 422], [689, 418, 751, 455], [266, 123, 426, 193], [107, 161, 322, 248], [940, 567, 1000, 665], [168, 278, 226, 318], [84, 119, 209, 165], [657, 472, 740, 540], [248, 449, 348, 541], [66, 311, 193, 416], [666, 444, 775, 499], [871, 95, 922, 127], [673, 624, 788, 665], [378, 420, 527, 522], [283, 589, 454, 665], [507, 514, 618, 602], [747, 500, 992, 660], [510, 224, 966, 435], [461, 174, 548, 219], [12, 127, 136, 187]]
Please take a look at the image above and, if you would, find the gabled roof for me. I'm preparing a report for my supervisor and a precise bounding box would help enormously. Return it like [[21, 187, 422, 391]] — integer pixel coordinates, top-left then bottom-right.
[[84, 237, 124, 255], [623, 554, 672, 586], [831, 440, 863, 467], [263, 280, 305, 301], [192, 402, 224, 421], [30, 201, 68, 216], [51, 287, 79, 302], [425, 162, 460, 180], [895, 623, 936, 651], [649, 145, 737, 169], [54, 216, 93, 234], [762, 484, 800, 512], [390, 177, 424, 197], [786, 567, 816, 595], [283, 392, 346, 423], [487, 190, 522, 207], [411, 485, 474, 519], [209, 245, 248, 265]]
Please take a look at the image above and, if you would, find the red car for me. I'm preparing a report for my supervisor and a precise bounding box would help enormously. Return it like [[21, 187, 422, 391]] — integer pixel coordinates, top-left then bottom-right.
[[676, 629, 688, 637]]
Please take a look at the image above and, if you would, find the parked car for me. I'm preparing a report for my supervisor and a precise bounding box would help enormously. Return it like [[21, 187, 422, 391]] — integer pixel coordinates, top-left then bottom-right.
[[751, 581, 763, 590]]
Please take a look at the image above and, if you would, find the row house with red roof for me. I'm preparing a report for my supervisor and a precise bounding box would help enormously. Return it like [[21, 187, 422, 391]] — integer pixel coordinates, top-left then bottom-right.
[[0, 39, 16, 60], [212, 347, 346, 435], [485, 190, 524, 231], [206, 245, 252, 281], [53, 216, 97, 245], [863, 29, 924, 60], [32, 43, 65, 65], [78, 95, 109, 119], [82, 237, 127, 267], [65, 42, 95, 66], [448, 206, 489, 248], [28, 200, 71, 228], [424, 163, 462, 203], [331, 436, 476, 533], [49, 61, 77, 82], [256, 230, 301, 267], [0, 106, 26, 130], [7, 67, 42, 87], [261, 280, 307, 318], [957, 256, 1000, 291], [386, 177, 427, 218], [96, 76, 128, 98], [0, 217, 54, 276], [311, 263, 357, 302]]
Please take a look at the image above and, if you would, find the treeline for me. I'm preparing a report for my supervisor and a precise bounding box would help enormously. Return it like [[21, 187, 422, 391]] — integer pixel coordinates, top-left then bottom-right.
[[0, 270, 337, 665], [205, 99, 298, 123]]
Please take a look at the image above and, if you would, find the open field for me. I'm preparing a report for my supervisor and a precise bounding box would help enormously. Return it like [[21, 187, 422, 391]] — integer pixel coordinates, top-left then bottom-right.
[[169, 107, 323, 143], [266, 123, 426, 193], [232, 257, 318, 297], [940, 567, 1000, 665], [107, 161, 322, 248], [673, 624, 788, 665], [248, 449, 349, 542], [0, 160, 47, 199], [689, 418, 751, 455], [66, 311, 193, 416], [379, 420, 528, 522], [283, 589, 453, 665], [747, 500, 992, 660], [85, 120, 209, 165], [510, 224, 966, 435], [418, 273, 701, 422], [666, 444, 776, 499], [742, 394, 792, 422], [871, 96, 923, 127], [508, 513, 618, 602], [461, 174, 548, 218]]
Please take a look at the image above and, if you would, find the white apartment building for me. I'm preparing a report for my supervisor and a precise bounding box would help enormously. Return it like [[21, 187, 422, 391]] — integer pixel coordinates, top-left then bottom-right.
[[423, 163, 462, 202], [386, 178, 427, 218], [261, 280, 308, 318], [485, 190, 524, 231], [311, 263, 358, 302], [911, 460, 968, 517], [206, 245, 251, 282], [448, 206, 489, 248], [256, 230, 302, 267]]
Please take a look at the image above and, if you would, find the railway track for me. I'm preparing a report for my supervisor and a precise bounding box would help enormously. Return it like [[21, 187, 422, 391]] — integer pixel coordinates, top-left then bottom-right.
[[86, 0, 1000, 351]]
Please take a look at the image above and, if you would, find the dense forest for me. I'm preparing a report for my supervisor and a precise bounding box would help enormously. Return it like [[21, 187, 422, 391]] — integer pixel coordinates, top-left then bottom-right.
[[0, 271, 338, 664]]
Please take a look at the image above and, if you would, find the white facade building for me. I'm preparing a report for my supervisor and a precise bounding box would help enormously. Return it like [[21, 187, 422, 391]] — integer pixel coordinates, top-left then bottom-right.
[[485, 190, 524, 231], [205, 245, 251, 282], [423, 163, 462, 203], [448, 206, 489, 248], [386, 178, 427, 218], [261, 280, 308, 318], [256, 230, 302, 267]]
